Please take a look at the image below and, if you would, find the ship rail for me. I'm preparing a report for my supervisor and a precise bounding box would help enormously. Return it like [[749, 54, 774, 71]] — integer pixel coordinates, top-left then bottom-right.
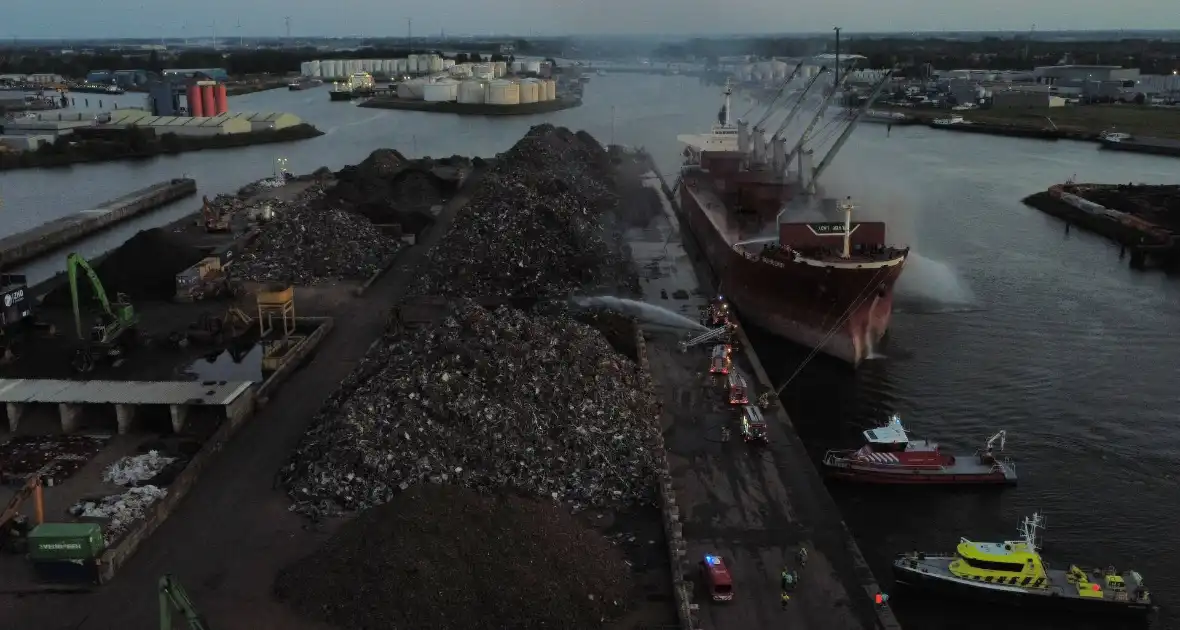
[[898, 551, 957, 561]]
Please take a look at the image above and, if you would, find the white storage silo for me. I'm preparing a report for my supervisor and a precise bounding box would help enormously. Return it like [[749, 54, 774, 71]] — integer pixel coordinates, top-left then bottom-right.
[[519, 80, 540, 104], [487, 79, 520, 105], [494, 61, 507, 77], [443, 59, 455, 70], [309, 60, 322, 77], [423, 79, 457, 102], [396, 78, 427, 100], [320, 60, 334, 79], [544, 79, 556, 101], [524, 60, 542, 74], [449, 65, 472, 79], [300, 62, 311, 76], [393, 58, 407, 74], [512, 61, 525, 74], [801, 65, 820, 79], [407, 55, 420, 74], [458, 80, 486, 104], [428, 55, 444, 73], [359, 59, 371, 73], [377, 59, 390, 74]]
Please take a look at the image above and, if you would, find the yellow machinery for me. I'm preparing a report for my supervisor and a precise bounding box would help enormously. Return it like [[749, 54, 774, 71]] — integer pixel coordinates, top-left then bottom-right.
[[256, 286, 301, 372]]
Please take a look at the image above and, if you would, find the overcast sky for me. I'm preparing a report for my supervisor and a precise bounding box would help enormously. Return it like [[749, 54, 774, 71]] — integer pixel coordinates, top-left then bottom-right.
[[4, 0, 1178, 40]]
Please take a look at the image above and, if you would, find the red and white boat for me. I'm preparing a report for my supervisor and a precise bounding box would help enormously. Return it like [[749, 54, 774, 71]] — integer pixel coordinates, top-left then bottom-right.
[[822, 415, 1017, 485]]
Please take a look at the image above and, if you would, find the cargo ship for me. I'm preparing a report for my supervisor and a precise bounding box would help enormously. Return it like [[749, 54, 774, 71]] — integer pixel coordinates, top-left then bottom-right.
[[288, 78, 324, 91], [677, 80, 909, 365], [821, 414, 1016, 485], [894, 514, 1156, 616], [329, 72, 375, 101]]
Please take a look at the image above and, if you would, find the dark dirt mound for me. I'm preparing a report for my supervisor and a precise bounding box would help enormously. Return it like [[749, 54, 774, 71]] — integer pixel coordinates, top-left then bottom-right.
[[274, 484, 634, 630], [327, 149, 462, 233], [43, 228, 203, 306], [573, 310, 639, 361]]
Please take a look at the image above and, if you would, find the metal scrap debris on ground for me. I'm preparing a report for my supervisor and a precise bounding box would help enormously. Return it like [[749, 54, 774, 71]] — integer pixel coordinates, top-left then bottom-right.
[[0, 435, 110, 486], [410, 124, 631, 298], [69, 485, 167, 546], [281, 300, 660, 518], [236, 185, 406, 285]]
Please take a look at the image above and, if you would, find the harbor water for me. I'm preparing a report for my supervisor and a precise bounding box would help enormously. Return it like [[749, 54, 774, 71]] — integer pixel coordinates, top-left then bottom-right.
[[2, 75, 1179, 629]]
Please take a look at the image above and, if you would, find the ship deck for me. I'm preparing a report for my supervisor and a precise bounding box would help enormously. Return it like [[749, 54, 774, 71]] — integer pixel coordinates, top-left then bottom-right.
[[897, 555, 1149, 604], [681, 171, 769, 246], [827, 451, 1018, 481]]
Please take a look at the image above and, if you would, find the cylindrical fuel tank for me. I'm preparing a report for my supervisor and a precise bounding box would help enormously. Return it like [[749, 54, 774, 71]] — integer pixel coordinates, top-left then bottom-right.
[[200, 85, 216, 117], [186, 84, 203, 116], [215, 84, 228, 115]]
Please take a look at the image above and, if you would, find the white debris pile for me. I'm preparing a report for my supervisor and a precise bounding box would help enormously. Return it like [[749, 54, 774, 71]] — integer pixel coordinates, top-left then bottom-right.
[[280, 300, 660, 518], [70, 486, 168, 545], [237, 187, 405, 285], [409, 124, 628, 298], [102, 451, 177, 487]]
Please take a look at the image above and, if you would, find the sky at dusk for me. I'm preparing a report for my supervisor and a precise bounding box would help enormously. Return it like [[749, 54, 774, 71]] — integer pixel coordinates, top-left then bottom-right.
[[3, 0, 1178, 39]]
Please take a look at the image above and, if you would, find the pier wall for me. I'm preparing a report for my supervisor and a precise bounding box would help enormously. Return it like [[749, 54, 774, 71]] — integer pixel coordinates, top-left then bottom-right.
[[0, 178, 197, 269]]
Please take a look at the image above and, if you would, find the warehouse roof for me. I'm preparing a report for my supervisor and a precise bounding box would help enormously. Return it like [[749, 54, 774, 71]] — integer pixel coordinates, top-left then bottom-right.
[[231, 111, 301, 123], [0, 379, 253, 406]]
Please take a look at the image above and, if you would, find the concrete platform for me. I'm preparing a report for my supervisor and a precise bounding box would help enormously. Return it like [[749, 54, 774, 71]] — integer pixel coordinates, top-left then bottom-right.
[[624, 161, 900, 630], [0, 179, 197, 269]]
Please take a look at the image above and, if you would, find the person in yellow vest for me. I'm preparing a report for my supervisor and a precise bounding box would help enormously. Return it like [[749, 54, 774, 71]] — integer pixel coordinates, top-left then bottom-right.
[[781, 590, 791, 610]]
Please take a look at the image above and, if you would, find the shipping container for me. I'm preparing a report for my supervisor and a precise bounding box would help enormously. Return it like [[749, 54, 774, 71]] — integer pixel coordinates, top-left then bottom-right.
[[28, 523, 105, 562]]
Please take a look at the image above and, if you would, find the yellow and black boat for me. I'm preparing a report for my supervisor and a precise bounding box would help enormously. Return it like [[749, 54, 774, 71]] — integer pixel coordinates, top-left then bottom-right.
[[893, 514, 1155, 616]]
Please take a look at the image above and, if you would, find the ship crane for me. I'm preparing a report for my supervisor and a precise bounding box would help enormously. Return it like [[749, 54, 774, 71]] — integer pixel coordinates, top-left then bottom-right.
[[985, 429, 1007, 453], [769, 67, 829, 142], [784, 68, 855, 167], [750, 62, 805, 132], [804, 70, 894, 194], [679, 325, 731, 352]]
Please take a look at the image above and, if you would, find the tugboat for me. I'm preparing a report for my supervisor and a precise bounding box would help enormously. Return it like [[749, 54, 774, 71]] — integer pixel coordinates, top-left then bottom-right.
[[822, 414, 1016, 485], [894, 514, 1155, 616]]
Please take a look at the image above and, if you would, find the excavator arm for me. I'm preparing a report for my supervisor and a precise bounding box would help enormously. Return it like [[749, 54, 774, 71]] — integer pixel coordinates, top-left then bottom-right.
[[67, 253, 114, 340], [159, 575, 210, 630]]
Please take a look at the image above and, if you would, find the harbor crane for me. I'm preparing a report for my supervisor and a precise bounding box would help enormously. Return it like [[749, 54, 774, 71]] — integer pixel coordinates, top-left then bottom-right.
[[159, 575, 210, 629], [67, 252, 139, 372]]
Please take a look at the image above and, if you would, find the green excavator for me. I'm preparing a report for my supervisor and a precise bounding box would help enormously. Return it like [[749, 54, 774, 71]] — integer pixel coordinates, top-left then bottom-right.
[[159, 574, 210, 629], [67, 252, 139, 373]]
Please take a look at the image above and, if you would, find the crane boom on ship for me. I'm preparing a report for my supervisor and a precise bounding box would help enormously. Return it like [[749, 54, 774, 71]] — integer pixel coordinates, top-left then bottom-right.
[[751, 62, 805, 131], [807, 70, 894, 193]]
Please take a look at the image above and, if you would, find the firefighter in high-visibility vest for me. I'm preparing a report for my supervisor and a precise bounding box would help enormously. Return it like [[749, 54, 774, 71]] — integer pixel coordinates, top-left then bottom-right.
[[781, 591, 791, 610]]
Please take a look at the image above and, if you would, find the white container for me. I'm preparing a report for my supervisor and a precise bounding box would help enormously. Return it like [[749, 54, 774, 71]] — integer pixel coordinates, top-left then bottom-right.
[[396, 78, 427, 100], [524, 60, 542, 74], [428, 55, 444, 73], [457, 80, 486, 104], [544, 79, 557, 100], [512, 61, 525, 74], [309, 60, 322, 78], [487, 79, 520, 105], [519, 80, 539, 104], [423, 78, 458, 102]]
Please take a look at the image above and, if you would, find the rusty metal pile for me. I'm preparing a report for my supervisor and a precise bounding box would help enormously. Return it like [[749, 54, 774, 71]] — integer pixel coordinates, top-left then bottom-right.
[[409, 124, 630, 298], [280, 299, 659, 518]]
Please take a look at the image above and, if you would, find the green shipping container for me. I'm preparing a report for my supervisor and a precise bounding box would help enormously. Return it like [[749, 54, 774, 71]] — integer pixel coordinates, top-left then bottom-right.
[[27, 523, 105, 562]]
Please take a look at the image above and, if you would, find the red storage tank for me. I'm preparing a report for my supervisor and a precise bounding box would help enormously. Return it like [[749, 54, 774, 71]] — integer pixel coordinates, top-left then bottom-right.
[[187, 85, 204, 117], [200, 85, 215, 117], [214, 84, 228, 115]]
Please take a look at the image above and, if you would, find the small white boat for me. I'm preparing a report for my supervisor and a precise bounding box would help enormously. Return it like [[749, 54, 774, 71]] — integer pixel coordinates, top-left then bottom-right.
[[931, 115, 968, 126]]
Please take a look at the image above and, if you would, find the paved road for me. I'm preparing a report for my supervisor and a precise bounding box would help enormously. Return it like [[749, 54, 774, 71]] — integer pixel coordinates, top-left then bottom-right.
[[648, 338, 884, 630], [0, 169, 486, 630]]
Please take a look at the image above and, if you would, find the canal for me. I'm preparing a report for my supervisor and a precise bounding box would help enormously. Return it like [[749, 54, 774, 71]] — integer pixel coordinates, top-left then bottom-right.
[[2, 74, 1178, 629]]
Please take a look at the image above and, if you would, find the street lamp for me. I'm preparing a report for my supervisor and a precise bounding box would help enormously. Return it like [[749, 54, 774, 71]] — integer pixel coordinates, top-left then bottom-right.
[[273, 157, 288, 180]]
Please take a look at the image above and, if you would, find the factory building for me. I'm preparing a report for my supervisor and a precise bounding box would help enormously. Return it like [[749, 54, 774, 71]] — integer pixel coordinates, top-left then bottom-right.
[[1034, 65, 1139, 84], [106, 109, 303, 136], [163, 68, 230, 82], [222, 111, 304, 131], [990, 87, 1067, 108]]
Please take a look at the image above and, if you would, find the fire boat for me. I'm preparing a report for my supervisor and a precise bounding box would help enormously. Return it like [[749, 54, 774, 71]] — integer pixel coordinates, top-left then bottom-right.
[[821, 415, 1017, 485]]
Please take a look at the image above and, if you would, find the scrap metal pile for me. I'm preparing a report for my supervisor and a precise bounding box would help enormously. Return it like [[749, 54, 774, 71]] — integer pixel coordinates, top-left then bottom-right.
[[326, 149, 467, 233], [410, 124, 630, 298], [275, 483, 634, 630], [70, 486, 167, 545], [280, 300, 659, 518], [237, 188, 405, 285]]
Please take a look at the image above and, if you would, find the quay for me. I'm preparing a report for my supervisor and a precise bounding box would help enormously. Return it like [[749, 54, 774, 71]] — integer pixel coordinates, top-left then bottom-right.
[[625, 156, 900, 630], [0, 178, 196, 269]]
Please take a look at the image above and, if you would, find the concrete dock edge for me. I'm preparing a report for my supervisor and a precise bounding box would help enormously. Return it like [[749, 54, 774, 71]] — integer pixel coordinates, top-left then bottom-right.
[[0, 178, 197, 269], [97, 317, 334, 583], [647, 159, 902, 630]]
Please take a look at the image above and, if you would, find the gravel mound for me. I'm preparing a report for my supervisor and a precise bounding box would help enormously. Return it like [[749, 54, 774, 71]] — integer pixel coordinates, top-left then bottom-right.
[[236, 189, 404, 285], [275, 484, 633, 630], [410, 124, 627, 298], [42, 228, 202, 305], [280, 300, 659, 518]]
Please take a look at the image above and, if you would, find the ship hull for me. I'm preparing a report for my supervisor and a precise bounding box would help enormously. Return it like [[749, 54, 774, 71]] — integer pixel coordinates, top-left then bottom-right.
[[892, 562, 1154, 616], [824, 466, 1013, 485], [679, 180, 904, 366]]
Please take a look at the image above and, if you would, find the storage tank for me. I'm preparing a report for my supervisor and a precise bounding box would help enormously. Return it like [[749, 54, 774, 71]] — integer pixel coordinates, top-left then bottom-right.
[[443, 59, 455, 70], [215, 84, 228, 115], [322, 60, 336, 78], [512, 61, 525, 74], [544, 79, 557, 101], [519, 80, 540, 104], [449, 65, 472, 79], [393, 58, 406, 74], [407, 55, 419, 74], [300, 62, 312, 77], [423, 78, 458, 102], [186, 84, 203, 116], [428, 55, 444, 73], [494, 61, 507, 78], [487, 79, 520, 105], [524, 61, 542, 74], [396, 78, 427, 100], [457, 79, 486, 104], [200, 84, 216, 117], [309, 60, 322, 77]]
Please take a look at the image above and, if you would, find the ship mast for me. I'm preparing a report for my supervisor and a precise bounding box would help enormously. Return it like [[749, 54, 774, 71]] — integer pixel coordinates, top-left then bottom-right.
[[723, 80, 733, 126], [840, 197, 854, 259]]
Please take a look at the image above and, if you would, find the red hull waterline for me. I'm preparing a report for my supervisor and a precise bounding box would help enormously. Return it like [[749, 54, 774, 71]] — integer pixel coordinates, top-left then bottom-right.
[[825, 468, 1015, 485], [679, 180, 907, 366]]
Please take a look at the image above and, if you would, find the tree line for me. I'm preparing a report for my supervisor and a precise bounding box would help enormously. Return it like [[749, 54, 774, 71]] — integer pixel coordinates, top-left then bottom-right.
[[0, 47, 515, 79], [653, 37, 1180, 76]]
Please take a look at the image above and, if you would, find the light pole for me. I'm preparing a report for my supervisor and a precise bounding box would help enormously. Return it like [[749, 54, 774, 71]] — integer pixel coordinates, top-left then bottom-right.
[[273, 157, 288, 179]]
